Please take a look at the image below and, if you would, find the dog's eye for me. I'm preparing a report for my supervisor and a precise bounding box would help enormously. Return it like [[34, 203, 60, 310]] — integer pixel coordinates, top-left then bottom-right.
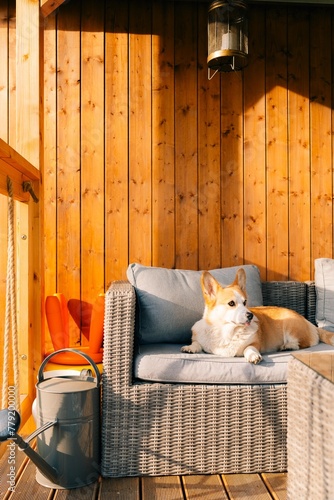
[[243, 300, 247, 306], [228, 300, 235, 307]]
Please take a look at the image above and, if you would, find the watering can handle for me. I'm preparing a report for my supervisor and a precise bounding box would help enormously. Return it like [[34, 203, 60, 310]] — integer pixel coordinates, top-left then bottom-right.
[[38, 348, 101, 386]]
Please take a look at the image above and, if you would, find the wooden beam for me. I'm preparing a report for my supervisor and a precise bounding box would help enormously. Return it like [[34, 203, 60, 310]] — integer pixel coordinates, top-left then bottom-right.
[[40, 0, 68, 17], [0, 138, 40, 202], [0, 139, 39, 181], [252, 0, 334, 3]]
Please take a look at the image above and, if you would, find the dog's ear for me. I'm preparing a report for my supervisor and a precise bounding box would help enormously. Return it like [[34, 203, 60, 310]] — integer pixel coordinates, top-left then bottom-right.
[[201, 271, 220, 303], [233, 268, 247, 295]]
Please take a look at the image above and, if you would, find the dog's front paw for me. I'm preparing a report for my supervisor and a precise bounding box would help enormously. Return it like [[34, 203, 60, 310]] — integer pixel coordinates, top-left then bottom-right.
[[247, 352, 263, 364], [181, 345, 195, 353], [244, 346, 262, 364], [181, 341, 202, 354]]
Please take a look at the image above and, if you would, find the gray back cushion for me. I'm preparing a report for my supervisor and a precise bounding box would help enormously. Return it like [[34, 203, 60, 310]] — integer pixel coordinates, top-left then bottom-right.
[[315, 257, 334, 332], [127, 264, 263, 345]]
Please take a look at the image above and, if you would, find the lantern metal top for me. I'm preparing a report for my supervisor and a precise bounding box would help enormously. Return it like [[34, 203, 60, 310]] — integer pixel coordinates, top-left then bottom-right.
[[208, 0, 248, 14]]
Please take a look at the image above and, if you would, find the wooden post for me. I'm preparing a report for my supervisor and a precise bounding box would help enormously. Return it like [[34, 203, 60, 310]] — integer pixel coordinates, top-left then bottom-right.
[[16, 0, 41, 420]]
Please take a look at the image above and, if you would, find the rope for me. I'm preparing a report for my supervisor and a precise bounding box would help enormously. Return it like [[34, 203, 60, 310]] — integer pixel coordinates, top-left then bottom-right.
[[1, 177, 20, 412]]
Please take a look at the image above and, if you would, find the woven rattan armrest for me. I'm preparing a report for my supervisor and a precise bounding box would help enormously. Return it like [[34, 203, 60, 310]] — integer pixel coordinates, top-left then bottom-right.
[[102, 280, 136, 388]]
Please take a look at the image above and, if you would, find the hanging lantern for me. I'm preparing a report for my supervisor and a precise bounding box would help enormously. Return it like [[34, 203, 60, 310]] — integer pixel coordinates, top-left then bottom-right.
[[207, 0, 248, 78]]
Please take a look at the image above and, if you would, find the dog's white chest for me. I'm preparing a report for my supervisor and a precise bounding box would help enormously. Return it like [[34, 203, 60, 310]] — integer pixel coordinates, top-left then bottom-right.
[[194, 320, 257, 357]]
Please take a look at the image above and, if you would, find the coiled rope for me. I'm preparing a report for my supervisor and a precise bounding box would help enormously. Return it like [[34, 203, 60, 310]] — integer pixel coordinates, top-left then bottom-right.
[[1, 177, 20, 412]]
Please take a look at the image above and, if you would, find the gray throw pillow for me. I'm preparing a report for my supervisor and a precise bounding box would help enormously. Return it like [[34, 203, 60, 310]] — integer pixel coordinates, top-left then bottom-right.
[[127, 263, 263, 344]]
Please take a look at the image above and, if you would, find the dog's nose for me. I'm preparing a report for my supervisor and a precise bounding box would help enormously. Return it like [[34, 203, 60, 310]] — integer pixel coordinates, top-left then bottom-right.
[[246, 312, 253, 322]]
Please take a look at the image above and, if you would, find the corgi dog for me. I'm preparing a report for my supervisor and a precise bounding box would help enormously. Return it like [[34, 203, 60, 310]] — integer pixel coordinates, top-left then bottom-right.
[[181, 268, 334, 364]]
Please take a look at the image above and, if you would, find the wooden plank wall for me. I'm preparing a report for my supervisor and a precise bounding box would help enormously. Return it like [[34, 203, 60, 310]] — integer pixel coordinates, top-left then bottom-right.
[[40, 0, 334, 347]]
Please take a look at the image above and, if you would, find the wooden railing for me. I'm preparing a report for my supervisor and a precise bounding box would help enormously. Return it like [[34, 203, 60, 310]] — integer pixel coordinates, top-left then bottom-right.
[[0, 139, 40, 439]]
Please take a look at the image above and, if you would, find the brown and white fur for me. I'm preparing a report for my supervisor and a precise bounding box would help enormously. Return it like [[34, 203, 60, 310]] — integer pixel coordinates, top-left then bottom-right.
[[181, 268, 334, 364]]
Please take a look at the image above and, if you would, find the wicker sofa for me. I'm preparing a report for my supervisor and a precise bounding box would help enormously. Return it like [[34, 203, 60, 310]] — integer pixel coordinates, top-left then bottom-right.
[[101, 265, 320, 478]]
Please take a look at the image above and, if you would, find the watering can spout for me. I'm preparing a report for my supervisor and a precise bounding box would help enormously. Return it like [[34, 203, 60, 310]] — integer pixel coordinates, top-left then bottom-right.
[[0, 409, 59, 485]]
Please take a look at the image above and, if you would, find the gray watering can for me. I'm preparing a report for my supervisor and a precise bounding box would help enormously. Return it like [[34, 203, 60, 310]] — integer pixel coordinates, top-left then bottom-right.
[[0, 348, 101, 489]]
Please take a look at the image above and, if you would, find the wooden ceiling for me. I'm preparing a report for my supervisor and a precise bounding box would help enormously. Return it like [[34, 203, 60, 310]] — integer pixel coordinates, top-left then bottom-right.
[[40, 0, 334, 18]]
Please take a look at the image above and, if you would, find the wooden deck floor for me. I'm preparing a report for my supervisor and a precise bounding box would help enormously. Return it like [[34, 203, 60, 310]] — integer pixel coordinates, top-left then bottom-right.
[[0, 447, 287, 500]]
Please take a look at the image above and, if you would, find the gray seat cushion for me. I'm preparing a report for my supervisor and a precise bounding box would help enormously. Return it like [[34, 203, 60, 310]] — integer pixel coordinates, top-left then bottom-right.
[[134, 342, 334, 385], [127, 263, 263, 344]]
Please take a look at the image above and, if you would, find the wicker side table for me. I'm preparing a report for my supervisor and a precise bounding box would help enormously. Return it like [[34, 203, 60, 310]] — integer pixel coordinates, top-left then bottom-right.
[[287, 352, 334, 500]]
